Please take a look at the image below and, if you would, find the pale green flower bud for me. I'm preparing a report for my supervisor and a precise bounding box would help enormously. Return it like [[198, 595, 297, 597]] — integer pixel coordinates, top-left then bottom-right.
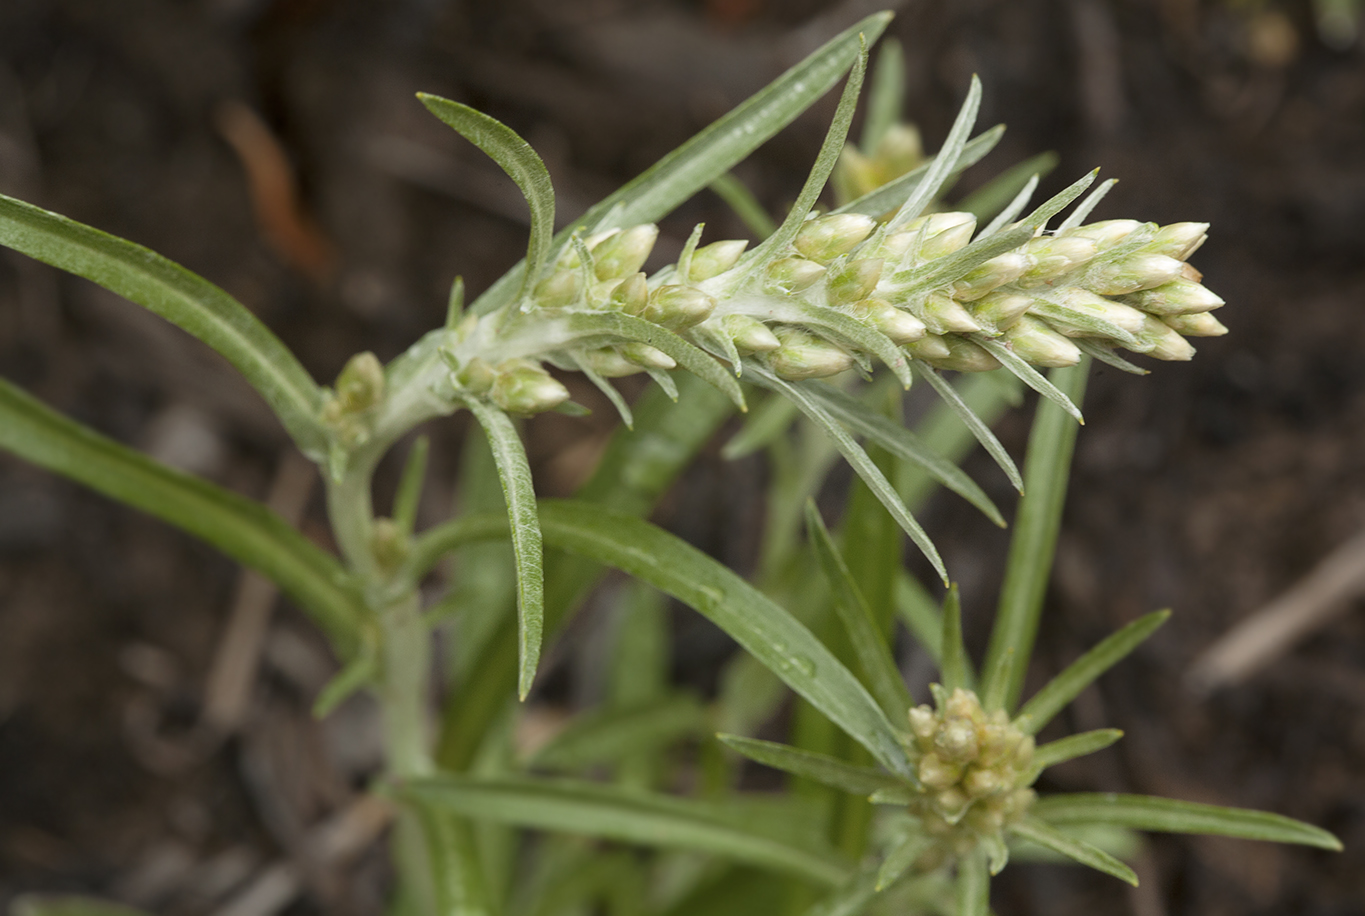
[[576, 348, 642, 378], [688, 239, 748, 282], [923, 336, 1001, 372], [968, 290, 1034, 335], [847, 298, 927, 345], [533, 268, 581, 308], [793, 213, 876, 263], [951, 252, 1030, 301], [963, 766, 1004, 798], [768, 326, 854, 380], [935, 787, 971, 817], [370, 517, 409, 572], [592, 224, 659, 280], [608, 272, 650, 315], [1161, 311, 1228, 337], [916, 292, 983, 335], [827, 258, 884, 304], [1037, 287, 1147, 338], [1133, 314, 1196, 361], [909, 211, 977, 261], [1063, 218, 1143, 250], [918, 752, 962, 790], [1017, 236, 1098, 286], [832, 145, 882, 203], [904, 333, 953, 362], [1001, 315, 1082, 368], [1088, 253, 1186, 296], [935, 718, 980, 762], [491, 359, 571, 414], [908, 705, 938, 742], [557, 229, 619, 269], [945, 688, 984, 722], [454, 356, 496, 395], [1145, 221, 1208, 260], [643, 285, 716, 330], [619, 342, 676, 370], [764, 257, 827, 295], [335, 352, 385, 413], [1123, 278, 1225, 316], [1011, 735, 1035, 770], [722, 314, 781, 353], [874, 124, 924, 175]]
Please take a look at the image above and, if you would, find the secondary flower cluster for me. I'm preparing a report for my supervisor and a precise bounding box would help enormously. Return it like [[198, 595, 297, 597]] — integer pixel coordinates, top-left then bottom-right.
[[431, 204, 1224, 417], [903, 686, 1036, 872]]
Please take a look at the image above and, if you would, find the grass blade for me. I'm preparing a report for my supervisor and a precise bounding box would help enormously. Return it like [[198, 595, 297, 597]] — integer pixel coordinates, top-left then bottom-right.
[[535, 499, 914, 778], [979, 359, 1089, 712], [1015, 610, 1170, 735], [1008, 816, 1138, 885], [472, 12, 893, 314], [461, 397, 544, 700], [0, 193, 326, 457], [750, 364, 947, 584], [0, 377, 361, 653], [801, 381, 1004, 526], [400, 774, 852, 884], [806, 501, 913, 719], [718, 735, 907, 796], [1033, 794, 1342, 850], [418, 95, 555, 298], [911, 363, 1022, 492]]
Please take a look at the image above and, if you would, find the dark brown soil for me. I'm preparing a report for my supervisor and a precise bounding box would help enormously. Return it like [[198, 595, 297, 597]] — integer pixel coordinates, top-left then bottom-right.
[[1, 1, 1363, 914]]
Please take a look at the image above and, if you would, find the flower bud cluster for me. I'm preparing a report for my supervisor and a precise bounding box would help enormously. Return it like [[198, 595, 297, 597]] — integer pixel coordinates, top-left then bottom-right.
[[902, 687, 1035, 869], [677, 210, 1224, 383], [428, 203, 1223, 419], [321, 352, 386, 445]]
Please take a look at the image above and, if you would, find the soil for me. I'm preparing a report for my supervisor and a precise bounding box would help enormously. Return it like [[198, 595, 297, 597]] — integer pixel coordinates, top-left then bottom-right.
[[1, 1, 1363, 914]]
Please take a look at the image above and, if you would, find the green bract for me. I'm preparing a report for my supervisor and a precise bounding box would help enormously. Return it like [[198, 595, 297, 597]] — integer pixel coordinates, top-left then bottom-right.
[[0, 12, 1338, 916]]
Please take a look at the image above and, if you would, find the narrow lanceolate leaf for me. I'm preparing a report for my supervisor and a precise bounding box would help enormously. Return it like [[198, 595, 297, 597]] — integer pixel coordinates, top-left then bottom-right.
[[1055, 177, 1117, 232], [958, 151, 1058, 225], [860, 37, 904, 154], [399, 774, 852, 884], [722, 391, 801, 460], [564, 311, 745, 411], [1014, 610, 1170, 735], [939, 584, 968, 692], [955, 850, 990, 916], [536, 499, 914, 778], [1075, 339, 1149, 376], [835, 126, 1004, 219], [972, 336, 1083, 423], [805, 501, 913, 719], [392, 435, 429, 534], [461, 397, 544, 700], [801, 381, 1004, 526], [0, 193, 326, 457], [1009, 817, 1138, 886], [1032, 794, 1343, 851], [749, 36, 867, 260], [912, 363, 1022, 492], [471, 11, 892, 314], [0, 377, 362, 654], [976, 173, 1040, 239], [418, 94, 556, 298], [718, 735, 908, 797], [569, 352, 634, 429], [888, 77, 982, 231], [529, 695, 707, 771], [981, 359, 1089, 713], [1029, 728, 1124, 772], [895, 572, 943, 664], [750, 364, 947, 584]]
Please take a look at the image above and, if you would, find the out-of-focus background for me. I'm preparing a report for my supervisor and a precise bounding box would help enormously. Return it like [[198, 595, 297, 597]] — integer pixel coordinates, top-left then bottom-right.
[[1, 1, 1362, 914]]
